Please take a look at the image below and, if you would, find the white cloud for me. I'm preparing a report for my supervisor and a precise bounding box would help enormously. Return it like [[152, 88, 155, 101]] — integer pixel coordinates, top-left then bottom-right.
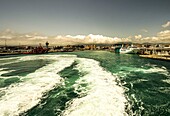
[[157, 30, 170, 41], [140, 30, 170, 43], [141, 36, 159, 42], [85, 34, 115, 43], [162, 21, 170, 28], [66, 35, 86, 39], [0, 35, 12, 39], [28, 36, 48, 40], [135, 35, 142, 39], [25, 35, 32, 38], [0, 29, 170, 45], [157, 30, 170, 37], [52, 34, 123, 45], [61, 34, 116, 44]]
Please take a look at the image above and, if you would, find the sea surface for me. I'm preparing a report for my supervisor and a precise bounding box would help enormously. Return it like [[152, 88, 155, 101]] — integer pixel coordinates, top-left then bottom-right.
[[0, 51, 170, 116]]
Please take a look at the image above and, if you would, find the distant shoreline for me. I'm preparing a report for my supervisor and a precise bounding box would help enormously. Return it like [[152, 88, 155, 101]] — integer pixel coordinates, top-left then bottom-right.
[[1, 51, 170, 62]]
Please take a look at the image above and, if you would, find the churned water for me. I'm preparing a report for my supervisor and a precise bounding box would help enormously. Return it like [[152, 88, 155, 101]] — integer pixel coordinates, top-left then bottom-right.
[[0, 51, 170, 116]]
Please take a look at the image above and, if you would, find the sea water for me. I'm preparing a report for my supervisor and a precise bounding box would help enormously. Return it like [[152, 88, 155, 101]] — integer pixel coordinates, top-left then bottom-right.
[[0, 51, 169, 116]]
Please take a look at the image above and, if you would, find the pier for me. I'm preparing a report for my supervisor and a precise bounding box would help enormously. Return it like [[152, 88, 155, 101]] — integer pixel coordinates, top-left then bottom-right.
[[139, 48, 170, 55], [140, 55, 170, 61]]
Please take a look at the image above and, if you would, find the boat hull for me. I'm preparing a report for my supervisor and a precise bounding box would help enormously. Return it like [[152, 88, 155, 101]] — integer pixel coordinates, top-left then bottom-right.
[[119, 48, 139, 54]]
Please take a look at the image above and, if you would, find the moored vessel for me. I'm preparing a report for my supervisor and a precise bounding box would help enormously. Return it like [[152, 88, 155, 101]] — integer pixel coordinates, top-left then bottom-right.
[[119, 46, 139, 54], [22, 42, 50, 54]]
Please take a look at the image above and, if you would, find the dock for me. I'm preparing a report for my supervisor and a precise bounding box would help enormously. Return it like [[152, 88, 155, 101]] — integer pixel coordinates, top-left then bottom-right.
[[139, 55, 170, 61]]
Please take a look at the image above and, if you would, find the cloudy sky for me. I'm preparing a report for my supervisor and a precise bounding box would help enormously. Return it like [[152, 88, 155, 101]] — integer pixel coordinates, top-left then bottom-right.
[[0, 0, 170, 45]]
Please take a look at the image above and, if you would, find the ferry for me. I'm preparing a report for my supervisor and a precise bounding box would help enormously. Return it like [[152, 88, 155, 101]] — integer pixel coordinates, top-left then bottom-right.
[[119, 45, 139, 54], [119, 46, 139, 54]]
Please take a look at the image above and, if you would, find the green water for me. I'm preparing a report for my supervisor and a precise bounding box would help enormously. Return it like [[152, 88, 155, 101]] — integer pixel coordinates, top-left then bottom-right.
[[0, 59, 52, 77], [63, 51, 170, 115], [21, 61, 87, 116], [0, 51, 170, 116], [0, 59, 53, 88]]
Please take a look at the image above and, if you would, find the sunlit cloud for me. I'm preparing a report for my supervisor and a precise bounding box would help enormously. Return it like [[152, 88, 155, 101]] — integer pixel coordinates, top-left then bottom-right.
[[135, 35, 142, 39], [59, 34, 118, 44], [141, 36, 159, 41], [25, 35, 32, 38], [157, 30, 170, 41], [162, 21, 170, 28], [157, 30, 170, 37], [140, 30, 170, 43], [0, 29, 170, 46], [28, 36, 48, 40], [66, 35, 86, 39], [0, 35, 12, 39]]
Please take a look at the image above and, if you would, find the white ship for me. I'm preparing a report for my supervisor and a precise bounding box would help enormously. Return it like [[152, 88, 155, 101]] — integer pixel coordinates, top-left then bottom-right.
[[119, 45, 139, 54]]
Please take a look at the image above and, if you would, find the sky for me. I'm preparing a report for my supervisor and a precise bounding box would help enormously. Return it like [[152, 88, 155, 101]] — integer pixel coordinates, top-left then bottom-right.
[[0, 0, 170, 45]]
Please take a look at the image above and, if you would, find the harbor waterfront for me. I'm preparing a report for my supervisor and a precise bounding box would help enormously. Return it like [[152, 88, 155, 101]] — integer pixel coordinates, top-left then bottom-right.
[[1, 43, 170, 62], [0, 0, 170, 115], [0, 51, 170, 116]]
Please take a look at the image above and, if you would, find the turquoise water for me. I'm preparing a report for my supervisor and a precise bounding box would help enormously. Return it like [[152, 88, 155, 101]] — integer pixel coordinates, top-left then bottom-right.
[[68, 51, 170, 115], [0, 51, 170, 116]]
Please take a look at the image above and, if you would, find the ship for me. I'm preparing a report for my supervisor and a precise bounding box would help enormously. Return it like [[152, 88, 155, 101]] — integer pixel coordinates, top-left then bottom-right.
[[119, 46, 139, 54], [22, 42, 50, 54]]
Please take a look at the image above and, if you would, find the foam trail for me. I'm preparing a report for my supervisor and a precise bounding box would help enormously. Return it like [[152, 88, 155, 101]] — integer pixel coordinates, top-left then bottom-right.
[[118, 65, 169, 77], [0, 55, 55, 66], [137, 67, 169, 75], [0, 68, 10, 76], [0, 57, 19, 61], [0, 55, 77, 116], [0, 57, 20, 65], [63, 58, 127, 116], [0, 68, 16, 79]]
